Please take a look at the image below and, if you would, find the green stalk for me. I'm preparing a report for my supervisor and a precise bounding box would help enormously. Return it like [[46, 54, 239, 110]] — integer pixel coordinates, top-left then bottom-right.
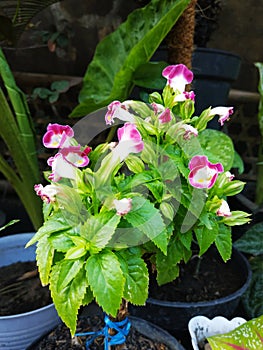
[[0, 86, 42, 229], [0, 48, 39, 178]]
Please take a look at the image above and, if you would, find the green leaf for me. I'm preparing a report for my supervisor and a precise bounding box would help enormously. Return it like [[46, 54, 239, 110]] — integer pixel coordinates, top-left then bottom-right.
[[125, 197, 167, 252], [50, 264, 88, 336], [215, 224, 232, 262], [194, 219, 218, 256], [132, 61, 167, 89], [242, 256, 263, 318], [118, 250, 149, 305], [198, 129, 235, 171], [234, 222, 263, 256], [86, 251, 124, 316], [156, 238, 185, 285], [81, 212, 121, 252], [48, 233, 75, 252], [232, 151, 244, 174], [53, 259, 85, 291], [26, 214, 72, 247], [207, 315, 263, 350], [70, 0, 190, 116], [51, 80, 70, 92], [36, 235, 54, 286]]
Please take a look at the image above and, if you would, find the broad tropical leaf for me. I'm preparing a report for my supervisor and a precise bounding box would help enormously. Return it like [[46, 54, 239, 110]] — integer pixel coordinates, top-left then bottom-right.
[[207, 315, 263, 350], [70, 0, 190, 116]]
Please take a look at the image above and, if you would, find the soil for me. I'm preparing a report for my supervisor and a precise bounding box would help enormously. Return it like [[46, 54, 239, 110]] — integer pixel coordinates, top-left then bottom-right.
[[29, 314, 170, 350], [149, 246, 245, 302], [0, 260, 52, 316]]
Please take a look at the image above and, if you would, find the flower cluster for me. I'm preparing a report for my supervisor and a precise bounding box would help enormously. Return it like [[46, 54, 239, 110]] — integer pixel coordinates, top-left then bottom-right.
[[27, 63, 250, 336]]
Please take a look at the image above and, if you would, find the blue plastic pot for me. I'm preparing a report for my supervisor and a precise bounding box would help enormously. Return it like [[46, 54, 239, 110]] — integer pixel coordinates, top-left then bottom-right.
[[0, 233, 61, 350]]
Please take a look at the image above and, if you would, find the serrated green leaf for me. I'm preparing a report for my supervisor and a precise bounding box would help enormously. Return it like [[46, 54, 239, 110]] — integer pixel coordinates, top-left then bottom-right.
[[215, 224, 232, 262], [86, 251, 124, 317], [81, 212, 121, 252], [118, 250, 149, 305], [36, 235, 54, 286], [48, 233, 74, 252], [50, 264, 87, 336], [194, 220, 218, 256], [54, 259, 85, 291], [70, 0, 190, 116], [125, 197, 166, 252], [156, 238, 184, 285], [65, 246, 87, 260], [234, 222, 263, 256], [26, 214, 72, 247], [198, 129, 235, 171], [81, 286, 94, 306]]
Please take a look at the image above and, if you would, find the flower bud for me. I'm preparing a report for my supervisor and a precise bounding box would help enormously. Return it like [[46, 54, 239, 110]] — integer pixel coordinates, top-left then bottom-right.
[[221, 211, 251, 226], [221, 180, 246, 196], [194, 108, 214, 131], [125, 154, 145, 173], [160, 202, 174, 221]]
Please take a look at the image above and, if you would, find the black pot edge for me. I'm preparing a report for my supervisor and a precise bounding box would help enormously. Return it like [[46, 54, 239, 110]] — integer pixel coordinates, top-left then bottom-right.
[[146, 247, 252, 309], [26, 314, 186, 350]]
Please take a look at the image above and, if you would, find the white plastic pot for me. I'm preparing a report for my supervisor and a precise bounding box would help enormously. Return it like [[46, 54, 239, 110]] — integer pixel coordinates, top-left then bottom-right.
[[0, 233, 61, 350], [188, 315, 247, 350]]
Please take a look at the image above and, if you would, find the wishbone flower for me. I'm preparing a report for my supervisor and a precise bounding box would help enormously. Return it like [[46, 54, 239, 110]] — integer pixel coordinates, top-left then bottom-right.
[[162, 64, 193, 93], [113, 198, 132, 216], [34, 184, 58, 203], [188, 155, 224, 189], [47, 153, 77, 182], [60, 145, 91, 167], [43, 123, 74, 148], [209, 106, 234, 126], [217, 199, 232, 217], [105, 100, 135, 125], [113, 123, 144, 161]]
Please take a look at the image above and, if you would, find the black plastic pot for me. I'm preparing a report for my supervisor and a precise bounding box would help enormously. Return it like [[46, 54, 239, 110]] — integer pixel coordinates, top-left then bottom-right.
[[130, 247, 251, 333], [27, 309, 186, 350], [191, 48, 241, 129]]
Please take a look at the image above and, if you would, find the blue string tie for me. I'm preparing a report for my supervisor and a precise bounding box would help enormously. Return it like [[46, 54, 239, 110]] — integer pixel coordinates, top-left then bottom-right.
[[75, 313, 131, 349]]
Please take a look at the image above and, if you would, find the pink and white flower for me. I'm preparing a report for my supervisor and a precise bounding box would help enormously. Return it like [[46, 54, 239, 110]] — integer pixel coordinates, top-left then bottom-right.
[[113, 198, 132, 216], [158, 108, 172, 124], [162, 64, 193, 93], [209, 107, 234, 126], [217, 199, 232, 217], [60, 145, 91, 167], [113, 123, 144, 161], [43, 123, 74, 148], [173, 90, 196, 102], [47, 153, 77, 182], [188, 155, 224, 189], [34, 184, 58, 203], [180, 124, 198, 140], [105, 100, 135, 125]]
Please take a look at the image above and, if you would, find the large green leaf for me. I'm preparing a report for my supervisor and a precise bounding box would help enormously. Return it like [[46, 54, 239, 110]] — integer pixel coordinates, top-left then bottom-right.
[[234, 222, 263, 256], [118, 250, 149, 305], [86, 251, 125, 317], [70, 0, 190, 117], [198, 129, 235, 171], [125, 196, 167, 253], [36, 235, 54, 285], [207, 315, 263, 350], [215, 224, 232, 262], [81, 212, 121, 252], [156, 238, 186, 285], [194, 219, 218, 256], [50, 264, 88, 336]]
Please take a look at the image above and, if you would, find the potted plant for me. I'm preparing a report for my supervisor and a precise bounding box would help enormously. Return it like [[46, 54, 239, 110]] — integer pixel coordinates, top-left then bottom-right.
[[26, 63, 250, 348], [188, 314, 263, 350]]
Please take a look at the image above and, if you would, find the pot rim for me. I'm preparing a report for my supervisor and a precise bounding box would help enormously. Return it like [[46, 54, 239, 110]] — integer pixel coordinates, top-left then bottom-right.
[[147, 247, 252, 308]]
